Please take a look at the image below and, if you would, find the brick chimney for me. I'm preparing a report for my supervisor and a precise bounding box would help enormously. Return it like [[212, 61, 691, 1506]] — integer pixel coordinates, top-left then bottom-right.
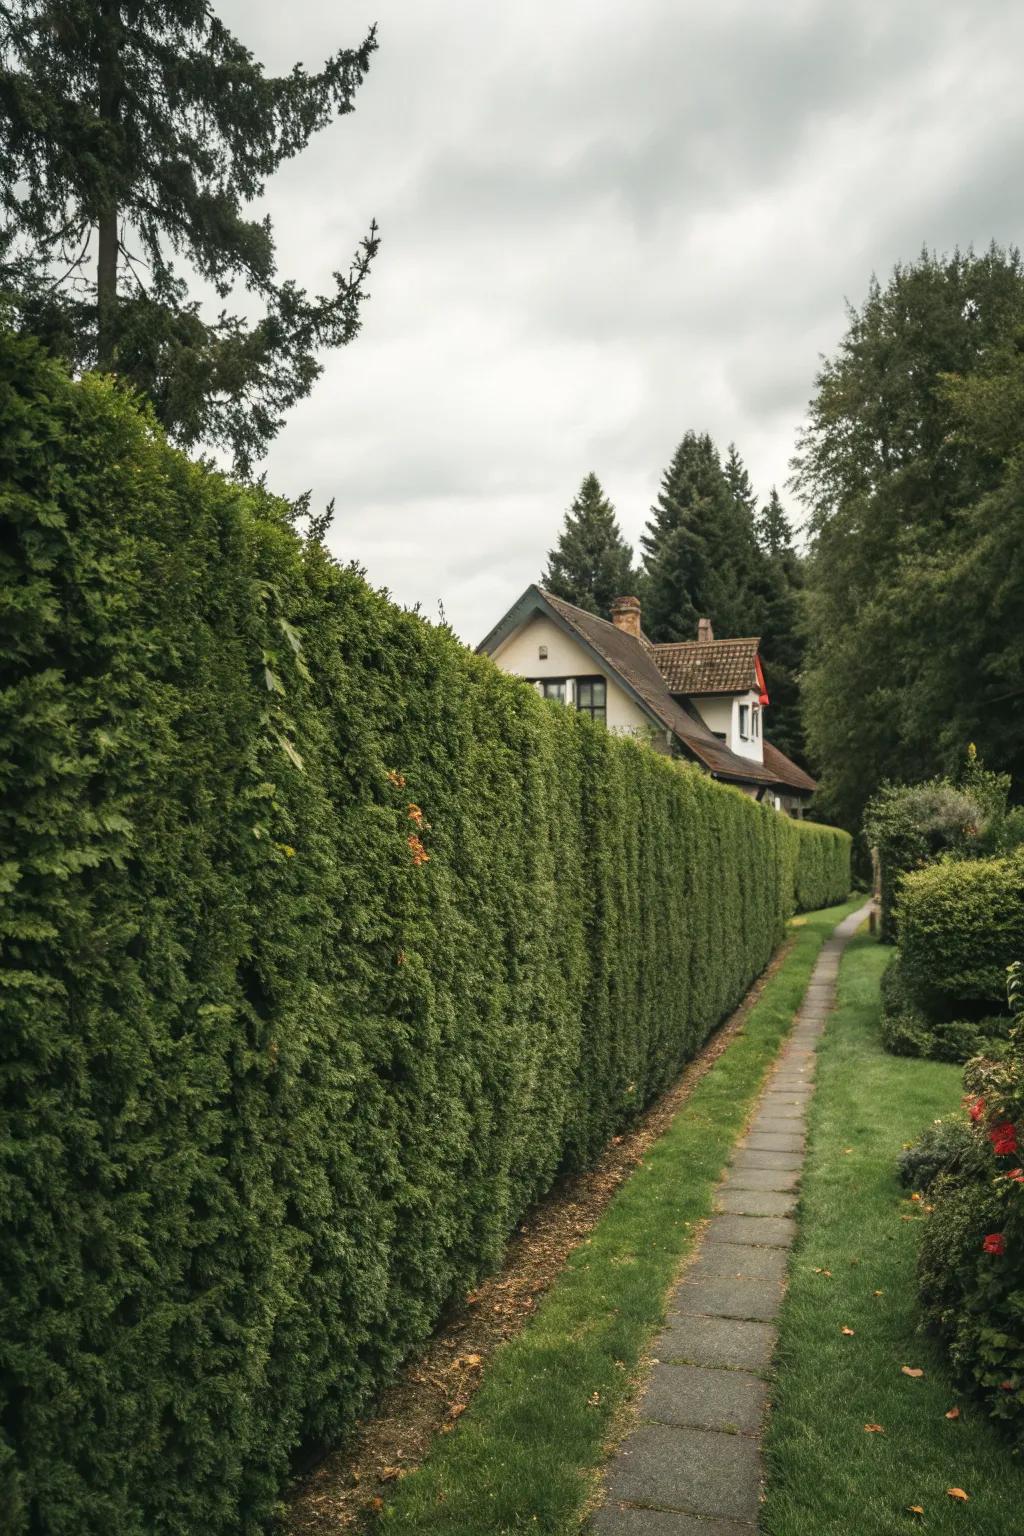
[[610, 595, 642, 640], [697, 616, 714, 643]]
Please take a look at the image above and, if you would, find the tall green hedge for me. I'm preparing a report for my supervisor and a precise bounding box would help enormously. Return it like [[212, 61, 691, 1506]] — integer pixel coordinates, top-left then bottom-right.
[[0, 335, 850, 1536]]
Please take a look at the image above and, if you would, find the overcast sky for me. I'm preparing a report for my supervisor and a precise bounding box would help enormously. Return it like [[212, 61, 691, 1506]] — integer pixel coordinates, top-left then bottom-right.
[[219, 0, 1024, 645]]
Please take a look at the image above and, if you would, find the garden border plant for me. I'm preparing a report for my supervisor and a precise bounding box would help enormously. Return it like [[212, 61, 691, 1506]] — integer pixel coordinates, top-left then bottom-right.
[[0, 334, 850, 1536]]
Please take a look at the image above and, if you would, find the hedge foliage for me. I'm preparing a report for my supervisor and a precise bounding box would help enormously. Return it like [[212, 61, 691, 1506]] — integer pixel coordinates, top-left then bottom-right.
[[896, 853, 1024, 1014], [879, 956, 1011, 1064], [0, 335, 851, 1536]]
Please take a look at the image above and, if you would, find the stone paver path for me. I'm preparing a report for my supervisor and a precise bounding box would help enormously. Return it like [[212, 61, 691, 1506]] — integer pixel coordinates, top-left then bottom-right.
[[591, 902, 872, 1535]]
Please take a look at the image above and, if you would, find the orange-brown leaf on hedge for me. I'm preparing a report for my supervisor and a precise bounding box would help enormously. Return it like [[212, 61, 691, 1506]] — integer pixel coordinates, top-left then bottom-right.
[[945, 1407, 961, 1420], [901, 1366, 925, 1378], [947, 1487, 969, 1501]]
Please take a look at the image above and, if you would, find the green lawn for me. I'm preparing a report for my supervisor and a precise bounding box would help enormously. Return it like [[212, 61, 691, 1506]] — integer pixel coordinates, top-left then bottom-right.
[[762, 932, 1024, 1536], [376, 898, 864, 1534]]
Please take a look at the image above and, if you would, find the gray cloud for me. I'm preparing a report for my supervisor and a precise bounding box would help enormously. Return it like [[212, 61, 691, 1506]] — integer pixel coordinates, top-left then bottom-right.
[[217, 0, 1024, 642]]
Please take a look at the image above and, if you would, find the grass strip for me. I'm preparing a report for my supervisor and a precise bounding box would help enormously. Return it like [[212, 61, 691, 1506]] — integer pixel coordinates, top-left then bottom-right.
[[761, 933, 1024, 1536], [377, 897, 864, 1533]]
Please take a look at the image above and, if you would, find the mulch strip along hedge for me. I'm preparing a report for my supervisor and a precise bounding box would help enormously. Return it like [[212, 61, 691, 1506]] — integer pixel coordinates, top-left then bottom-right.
[[372, 900, 863, 1534]]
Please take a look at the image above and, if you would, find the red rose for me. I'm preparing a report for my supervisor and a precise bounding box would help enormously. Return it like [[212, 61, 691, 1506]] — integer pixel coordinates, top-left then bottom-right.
[[1007, 1169, 1024, 1183], [989, 1122, 1019, 1157], [982, 1233, 1006, 1256], [969, 1097, 985, 1123]]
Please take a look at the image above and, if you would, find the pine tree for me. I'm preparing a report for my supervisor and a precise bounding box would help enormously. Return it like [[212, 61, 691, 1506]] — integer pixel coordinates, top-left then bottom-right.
[[541, 473, 636, 618], [0, 1, 378, 472], [756, 487, 792, 558], [753, 488, 805, 762], [641, 432, 761, 642]]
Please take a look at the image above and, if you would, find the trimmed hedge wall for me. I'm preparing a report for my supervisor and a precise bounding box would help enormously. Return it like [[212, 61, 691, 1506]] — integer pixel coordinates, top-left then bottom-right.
[[0, 336, 851, 1536]]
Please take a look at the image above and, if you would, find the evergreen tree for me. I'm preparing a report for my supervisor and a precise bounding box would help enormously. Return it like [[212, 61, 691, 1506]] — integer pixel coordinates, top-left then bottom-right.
[[541, 472, 636, 618], [641, 432, 762, 643], [0, 1, 378, 471], [796, 246, 1024, 829], [757, 487, 792, 558], [753, 488, 805, 762]]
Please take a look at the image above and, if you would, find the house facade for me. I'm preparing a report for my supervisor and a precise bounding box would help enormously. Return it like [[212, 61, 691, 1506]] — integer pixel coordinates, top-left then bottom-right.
[[478, 586, 815, 814]]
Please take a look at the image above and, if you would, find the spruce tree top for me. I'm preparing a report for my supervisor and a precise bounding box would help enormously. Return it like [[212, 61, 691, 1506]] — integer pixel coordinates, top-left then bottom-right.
[[0, 0, 378, 471], [541, 472, 635, 618]]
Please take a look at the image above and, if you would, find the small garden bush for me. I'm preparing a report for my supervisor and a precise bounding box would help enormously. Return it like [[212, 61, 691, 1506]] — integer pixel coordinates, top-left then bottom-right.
[[914, 961, 1024, 1446], [0, 335, 851, 1536], [897, 853, 1024, 1014], [879, 954, 1010, 1063], [863, 752, 1011, 943]]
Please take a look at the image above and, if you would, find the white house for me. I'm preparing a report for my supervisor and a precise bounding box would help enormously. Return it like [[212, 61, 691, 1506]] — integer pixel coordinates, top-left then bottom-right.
[[477, 586, 815, 814]]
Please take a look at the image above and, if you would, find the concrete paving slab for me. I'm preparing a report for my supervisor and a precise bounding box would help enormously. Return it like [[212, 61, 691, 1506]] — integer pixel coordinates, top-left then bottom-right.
[[640, 1362, 767, 1434], [741, 1132, 805, 1154], [604, 1424, 761, 1523], [672, 1272, 783, 1323], [590, 1506, 755, 1536], [721, 1166, 800, 1193], [654, 1313, 777, 1373], [706, 1214, 796, 1248], [715, 1186, 796, 1218], [729, 1148, 803, 1172], [748, 1117, 807, 1138], [683, 1240, 789, 1285]]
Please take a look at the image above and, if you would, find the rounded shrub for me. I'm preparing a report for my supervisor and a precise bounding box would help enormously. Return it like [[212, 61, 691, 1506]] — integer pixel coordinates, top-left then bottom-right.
[[896, 853, 1024, 1015]]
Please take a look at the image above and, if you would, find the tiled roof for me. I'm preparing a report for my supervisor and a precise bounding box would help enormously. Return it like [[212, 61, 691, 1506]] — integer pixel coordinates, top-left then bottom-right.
[[761, 740, 817, 794], [653, 638, 761, 695], [478, 586, 816, 797], [541, 593, 780, 786]]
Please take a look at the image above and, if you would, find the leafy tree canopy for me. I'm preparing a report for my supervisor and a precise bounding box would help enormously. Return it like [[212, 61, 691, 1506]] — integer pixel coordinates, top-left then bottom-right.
[[541, 471, 636, 618], [796, 245, 1024, 829], [0, 0, 378, 471]]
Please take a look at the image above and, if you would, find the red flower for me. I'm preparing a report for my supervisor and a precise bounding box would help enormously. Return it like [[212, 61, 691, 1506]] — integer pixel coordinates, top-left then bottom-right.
[[1006, 1168, 1024, 1183], [982, 1233, 1006, 1256], [989, 1122, 1019, 1157], [969, 1097, 986, 1123]]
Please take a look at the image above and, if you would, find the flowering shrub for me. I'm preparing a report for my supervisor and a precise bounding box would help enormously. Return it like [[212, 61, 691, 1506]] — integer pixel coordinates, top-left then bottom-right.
[[916, 960, 1024, 1445]]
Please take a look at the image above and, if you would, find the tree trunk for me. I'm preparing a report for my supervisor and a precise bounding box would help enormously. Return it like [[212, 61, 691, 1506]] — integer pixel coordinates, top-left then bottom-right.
[[96, 0, 120, 370]]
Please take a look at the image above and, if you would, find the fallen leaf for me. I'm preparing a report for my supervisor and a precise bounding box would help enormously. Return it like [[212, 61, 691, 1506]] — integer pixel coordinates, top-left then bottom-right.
[[588, 1391, 601, 1405], [371, 1497, 384, 1511], [841, 1326, 856, 1336], [947, 1487, 969, 1501], [873, 1290, 885, 1297], [911, 1192, 922, 1203], [945, 1407, 961, 1420], [813, 1267, 833, 1277], [901, 1366, 925, 1378], [864, 1422, 885, 1433], [908, 1506, 924, 1516], [843, 1147, 853, 1155], [380, 1467, 403, 1482]]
